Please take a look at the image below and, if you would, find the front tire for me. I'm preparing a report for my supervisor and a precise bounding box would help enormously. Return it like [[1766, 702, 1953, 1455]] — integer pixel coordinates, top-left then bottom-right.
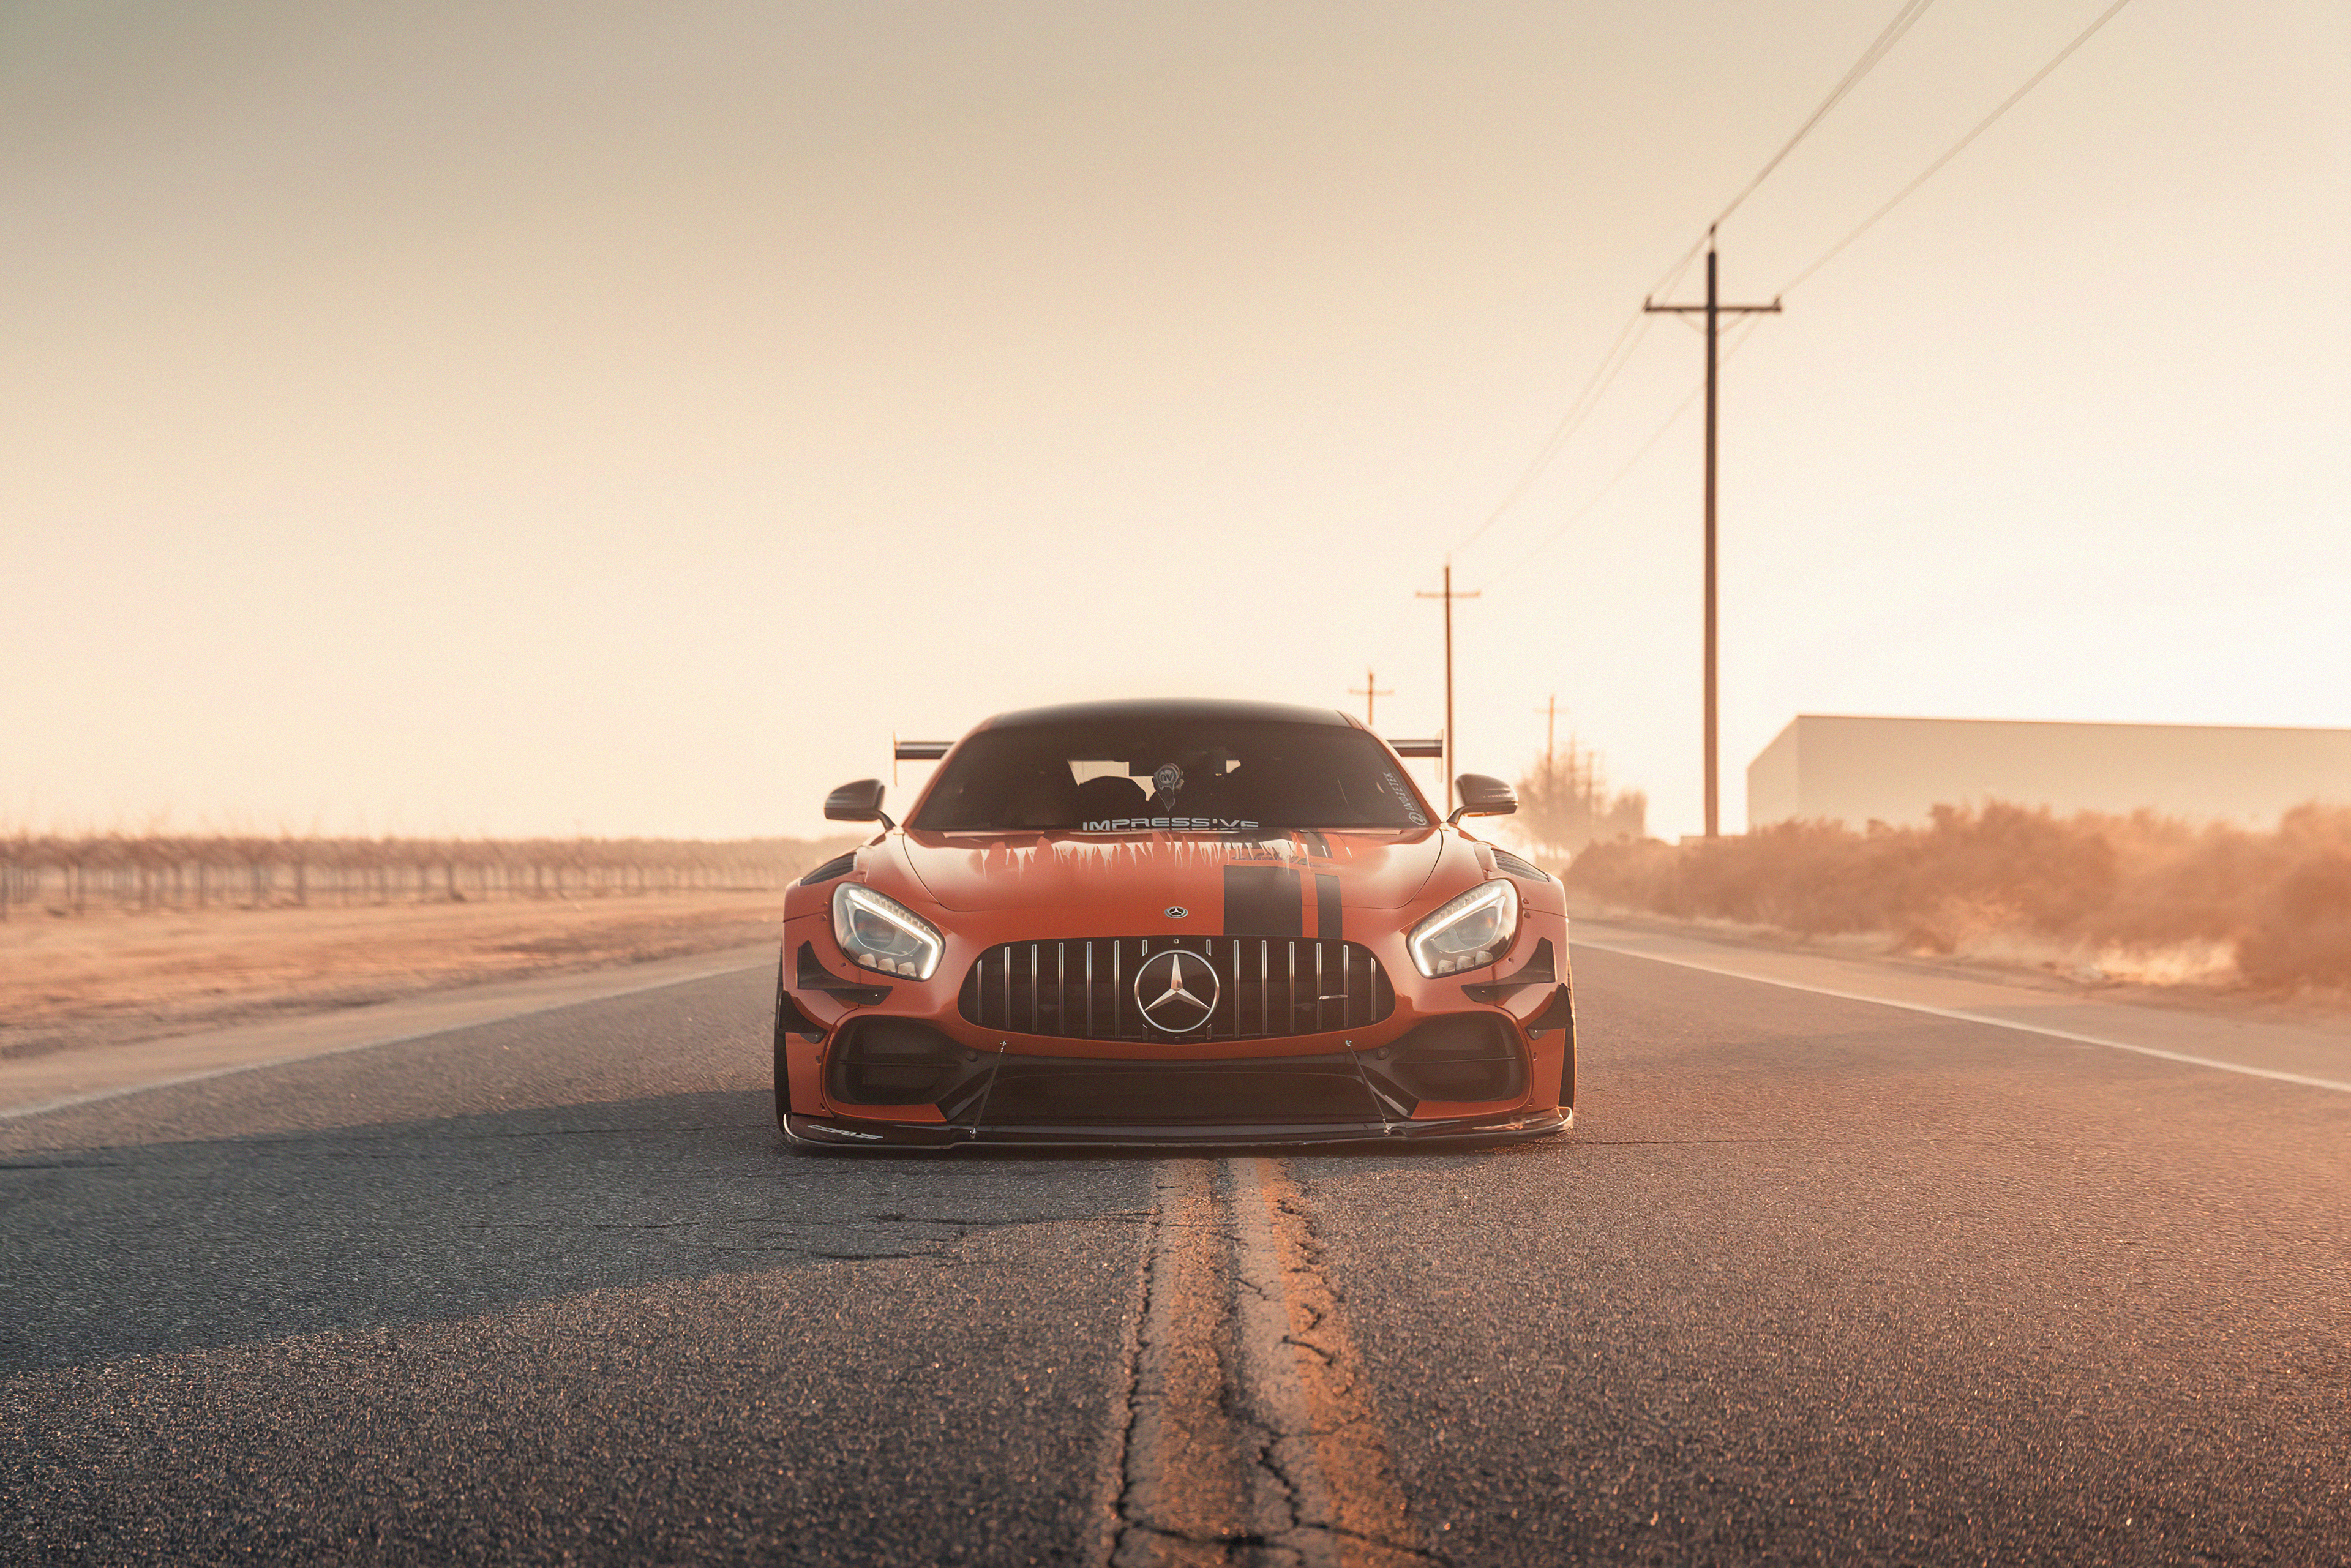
[[773, 959, 794, 1130], [1556, 973, 1578, 1112]]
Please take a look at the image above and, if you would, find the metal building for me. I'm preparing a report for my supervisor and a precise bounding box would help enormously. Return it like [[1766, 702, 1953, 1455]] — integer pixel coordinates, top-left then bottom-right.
[[1747, 715, 2351, 830]]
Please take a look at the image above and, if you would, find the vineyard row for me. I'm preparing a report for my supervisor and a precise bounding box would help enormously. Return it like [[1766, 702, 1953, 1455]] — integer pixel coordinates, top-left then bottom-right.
[[0, 835, 855, 920]]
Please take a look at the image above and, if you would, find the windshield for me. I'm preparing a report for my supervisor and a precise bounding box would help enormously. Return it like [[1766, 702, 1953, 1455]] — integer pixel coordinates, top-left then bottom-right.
[[912, 719, 1432, 832]]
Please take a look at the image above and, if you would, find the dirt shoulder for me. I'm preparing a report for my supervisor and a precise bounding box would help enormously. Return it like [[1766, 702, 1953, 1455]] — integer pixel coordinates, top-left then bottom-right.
[[1, 892, 787, 1062], [1566, 897, 2351, 1032]]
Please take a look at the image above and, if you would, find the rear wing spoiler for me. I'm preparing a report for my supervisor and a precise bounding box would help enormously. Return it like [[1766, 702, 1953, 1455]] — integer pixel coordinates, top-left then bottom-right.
[[901, 735, 1435, 759]]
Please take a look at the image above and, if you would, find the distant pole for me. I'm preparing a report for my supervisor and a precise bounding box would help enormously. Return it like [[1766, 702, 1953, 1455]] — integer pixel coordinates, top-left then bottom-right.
[[1535, 694, 1558, 770], [1415, 560, 1482, 814], [1646, 231, 1780, 838], [1349, 667, 1395, 727]]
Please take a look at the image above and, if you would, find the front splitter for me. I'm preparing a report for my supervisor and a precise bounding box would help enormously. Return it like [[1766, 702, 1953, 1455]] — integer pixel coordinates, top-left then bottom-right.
[[781, 1108, 1570, 1151]]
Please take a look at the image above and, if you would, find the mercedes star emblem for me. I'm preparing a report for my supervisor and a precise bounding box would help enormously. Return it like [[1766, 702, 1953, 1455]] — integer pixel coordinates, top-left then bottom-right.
[[1134, 948, 1219, 1033], [1164, 906, 1188, 918]]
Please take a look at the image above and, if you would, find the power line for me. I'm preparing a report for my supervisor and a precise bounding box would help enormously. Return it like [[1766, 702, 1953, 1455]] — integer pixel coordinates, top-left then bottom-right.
[[1644, 232, 1715, 307], [1376, 253, 1709, 672], [1367, 252, 1708, 677], [1518, 389, 1701, 566], [1450, 312, 1655, 553], [1775, 0, 2140, 297], [1449, 245, 1704, 557], [1711, 0, 1941, 231], [1452, 0, 1935, 562], [1498, 316, 1768, 579], [1425, 0, 2134, 840]]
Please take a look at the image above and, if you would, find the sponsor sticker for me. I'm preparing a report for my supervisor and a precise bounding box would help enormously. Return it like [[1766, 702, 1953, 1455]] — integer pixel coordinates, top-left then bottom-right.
[[1082, 817, 1260, 832], [1381, 769, 1428, 827]]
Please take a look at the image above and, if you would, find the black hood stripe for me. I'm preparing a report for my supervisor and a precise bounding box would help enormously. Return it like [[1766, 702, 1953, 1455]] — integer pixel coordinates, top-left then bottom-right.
[[1314, 873, 1342, 940], [1223, 865, 1303, 937]]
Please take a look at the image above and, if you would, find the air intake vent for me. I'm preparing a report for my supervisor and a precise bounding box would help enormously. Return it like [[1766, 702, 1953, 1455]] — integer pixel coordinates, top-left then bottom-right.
[[1374, 1016, 1526, 1105], [800, 854, 856, 885], [826, 1019, 966, 1105], [1491, 850, 1550, 882], [959, 937, 1393, 1043]]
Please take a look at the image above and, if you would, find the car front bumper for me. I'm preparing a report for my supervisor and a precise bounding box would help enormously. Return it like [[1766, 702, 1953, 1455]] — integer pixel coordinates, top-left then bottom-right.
[[782, 1105, 1571, 1150], [777, 898, 1577, 1149]]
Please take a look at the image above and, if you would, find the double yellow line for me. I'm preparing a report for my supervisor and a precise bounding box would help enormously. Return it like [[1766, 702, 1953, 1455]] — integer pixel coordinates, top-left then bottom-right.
[[1104, 1158, 1430, 1567]]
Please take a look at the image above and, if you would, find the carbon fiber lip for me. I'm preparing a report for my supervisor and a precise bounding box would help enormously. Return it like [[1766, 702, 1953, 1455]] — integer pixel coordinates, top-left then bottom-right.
[[781, 1108, 1570, 1151]]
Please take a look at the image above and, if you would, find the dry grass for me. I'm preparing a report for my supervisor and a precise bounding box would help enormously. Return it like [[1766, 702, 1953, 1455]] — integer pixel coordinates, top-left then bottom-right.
[[0, 831, 850, 915], [0, 890, 790, 1062], [1565, 803, 2351, 996]]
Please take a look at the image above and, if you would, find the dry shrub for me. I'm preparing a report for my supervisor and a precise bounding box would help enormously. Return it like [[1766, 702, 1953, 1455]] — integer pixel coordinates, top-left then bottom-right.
[[2237, 848, 2351, 989], [1565, 802, 2351, 992]]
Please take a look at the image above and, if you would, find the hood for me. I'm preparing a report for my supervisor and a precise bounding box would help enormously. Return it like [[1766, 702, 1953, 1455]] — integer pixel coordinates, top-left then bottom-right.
[[894, 828, 1452, 918]]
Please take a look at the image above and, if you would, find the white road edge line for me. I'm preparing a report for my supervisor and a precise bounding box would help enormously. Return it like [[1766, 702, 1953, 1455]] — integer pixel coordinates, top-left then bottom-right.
[[0, 956, 774, 1122], [1577, 939, 2351, 1096]]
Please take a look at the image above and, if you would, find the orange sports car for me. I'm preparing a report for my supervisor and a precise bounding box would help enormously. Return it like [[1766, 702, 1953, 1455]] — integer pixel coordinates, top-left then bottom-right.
[[773, 699, 1575, 1148]]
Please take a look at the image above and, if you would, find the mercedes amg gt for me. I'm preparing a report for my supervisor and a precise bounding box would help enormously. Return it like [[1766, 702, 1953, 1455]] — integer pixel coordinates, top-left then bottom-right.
[[773, 698, 1575, 1148]]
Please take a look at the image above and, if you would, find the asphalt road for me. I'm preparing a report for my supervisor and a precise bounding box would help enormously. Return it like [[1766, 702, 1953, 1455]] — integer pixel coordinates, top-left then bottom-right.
[[3, 947, 2345, 1565]]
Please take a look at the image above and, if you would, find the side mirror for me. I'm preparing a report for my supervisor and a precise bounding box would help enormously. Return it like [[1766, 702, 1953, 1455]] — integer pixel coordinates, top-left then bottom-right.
[[1449, 773, 1517, 825], [825, 779, 894, 830]]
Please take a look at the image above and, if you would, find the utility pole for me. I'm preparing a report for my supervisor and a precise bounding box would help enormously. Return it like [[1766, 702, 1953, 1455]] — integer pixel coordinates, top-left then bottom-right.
[[1535, 694, 1559, 770], [1646, 230, 1780, 838], [1349, 668, 1394, 728], [1415, 560, 1481, 814]]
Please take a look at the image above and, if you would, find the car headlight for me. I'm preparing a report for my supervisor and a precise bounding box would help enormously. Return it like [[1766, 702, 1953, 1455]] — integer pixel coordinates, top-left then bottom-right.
[[1407, 880, 1519, 977], [831, 883, 945, 980]]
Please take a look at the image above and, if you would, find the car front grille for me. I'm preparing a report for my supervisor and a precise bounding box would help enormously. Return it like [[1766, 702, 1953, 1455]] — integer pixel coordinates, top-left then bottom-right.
[[958, 936, 1395, 1042]]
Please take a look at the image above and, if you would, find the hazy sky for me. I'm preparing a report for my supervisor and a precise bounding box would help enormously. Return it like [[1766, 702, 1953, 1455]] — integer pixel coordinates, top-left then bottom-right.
[[5, 0, 2345, 839]]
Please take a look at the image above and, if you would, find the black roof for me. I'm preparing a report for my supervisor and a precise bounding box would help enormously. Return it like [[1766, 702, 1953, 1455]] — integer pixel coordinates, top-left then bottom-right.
[[981, 698, 1352, 732]]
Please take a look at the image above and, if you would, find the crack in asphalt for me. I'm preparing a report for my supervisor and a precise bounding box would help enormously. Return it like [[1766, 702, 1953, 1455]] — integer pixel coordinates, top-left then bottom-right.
[[1103, 1159, 1444, 1568]]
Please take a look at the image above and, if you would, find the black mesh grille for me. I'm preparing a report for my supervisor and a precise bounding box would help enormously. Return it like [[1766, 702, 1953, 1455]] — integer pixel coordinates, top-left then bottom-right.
[[1377, 1016, 1526, 1104], [958, 937, 1393, 1042], [981, 1055, 1379, 1125], [826, 1019, 966, 1105]]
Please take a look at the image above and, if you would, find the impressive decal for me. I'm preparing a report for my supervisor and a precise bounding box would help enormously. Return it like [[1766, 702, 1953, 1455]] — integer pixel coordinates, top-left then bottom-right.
[[1081, 817, 1260, 832], [1152, 763, 1186, 798], [1134, 949, 1219, 1033]]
